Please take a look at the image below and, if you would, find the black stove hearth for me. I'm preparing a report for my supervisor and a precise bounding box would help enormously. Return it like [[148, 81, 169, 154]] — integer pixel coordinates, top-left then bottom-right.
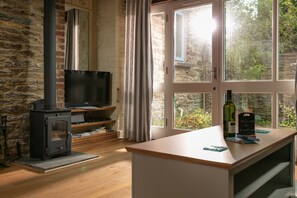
[[30, 0, 72, 160], [30, 109, 71, 160]]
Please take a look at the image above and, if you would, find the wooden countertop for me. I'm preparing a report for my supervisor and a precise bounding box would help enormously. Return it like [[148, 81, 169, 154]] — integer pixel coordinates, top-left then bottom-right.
[[126, 126, 297, 169]]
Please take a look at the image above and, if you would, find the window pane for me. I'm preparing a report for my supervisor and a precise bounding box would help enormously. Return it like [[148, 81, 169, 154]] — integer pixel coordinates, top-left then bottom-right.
[[174, 5, 213, 83], [152, 92, 165, 127], [175, 13, 184, 61], [152, 13, 165, 84], [174, 93, 212, 130], [224, 0, 272, 81], [278, 93, 296, 129], [278, 1, 297, 80], [232, 93, 272, 128]]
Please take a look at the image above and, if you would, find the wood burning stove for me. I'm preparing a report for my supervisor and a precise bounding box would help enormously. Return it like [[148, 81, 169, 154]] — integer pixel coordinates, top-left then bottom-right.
[[30, 109, 71, 160], [30, 0, 72, 160]]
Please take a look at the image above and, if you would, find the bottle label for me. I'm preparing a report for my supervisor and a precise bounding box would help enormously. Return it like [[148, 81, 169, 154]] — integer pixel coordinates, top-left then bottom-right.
[[228, 121, 235, 133]]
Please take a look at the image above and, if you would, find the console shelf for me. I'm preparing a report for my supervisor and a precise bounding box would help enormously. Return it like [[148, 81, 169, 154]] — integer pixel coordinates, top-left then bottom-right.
[[72, 131, 117, 148], [70, 106, 117, 148], [71, 120, 116, 130], [71, 106, 116, 113]]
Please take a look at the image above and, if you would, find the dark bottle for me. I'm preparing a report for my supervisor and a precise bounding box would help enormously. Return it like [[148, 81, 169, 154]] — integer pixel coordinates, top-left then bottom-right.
[[223, 90, 236, 138]]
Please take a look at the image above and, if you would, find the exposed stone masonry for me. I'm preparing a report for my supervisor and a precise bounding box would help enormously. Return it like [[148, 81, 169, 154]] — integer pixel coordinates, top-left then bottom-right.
[[0, 0, 65, 157], [96, 0, 126, 131]]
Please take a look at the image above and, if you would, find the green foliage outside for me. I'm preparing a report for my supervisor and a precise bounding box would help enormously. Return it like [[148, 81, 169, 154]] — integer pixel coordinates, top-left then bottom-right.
[[242, 64, 265, 80], [225, 0, 297, 80], [224, 0, 297, 128], [175, 108, 211, 130], [225, 0, 273, 81], [254, 116, 271, 127], [152, 117, 164, 127], [279, 104, 297, 129], [279, 0, 297, 53]]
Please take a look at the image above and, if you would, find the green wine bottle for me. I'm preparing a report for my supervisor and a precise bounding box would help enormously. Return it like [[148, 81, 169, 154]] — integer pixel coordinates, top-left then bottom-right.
[[223, 90, 236, 138]]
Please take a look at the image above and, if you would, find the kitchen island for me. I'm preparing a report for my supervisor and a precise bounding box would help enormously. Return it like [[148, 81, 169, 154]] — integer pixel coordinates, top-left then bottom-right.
[[126, 126, 296, 198]]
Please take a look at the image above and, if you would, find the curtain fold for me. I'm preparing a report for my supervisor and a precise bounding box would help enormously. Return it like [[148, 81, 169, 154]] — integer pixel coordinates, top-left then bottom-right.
[[65, 9, 78, 70], [124, 0, 153, 142]]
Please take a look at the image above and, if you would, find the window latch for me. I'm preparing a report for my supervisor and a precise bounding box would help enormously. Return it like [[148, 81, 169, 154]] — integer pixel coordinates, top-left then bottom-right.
[[208, 66, 217, 80]]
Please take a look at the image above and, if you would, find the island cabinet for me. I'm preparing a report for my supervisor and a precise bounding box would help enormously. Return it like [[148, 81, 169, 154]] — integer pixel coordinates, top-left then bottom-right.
[[126, 126, 296, 198]]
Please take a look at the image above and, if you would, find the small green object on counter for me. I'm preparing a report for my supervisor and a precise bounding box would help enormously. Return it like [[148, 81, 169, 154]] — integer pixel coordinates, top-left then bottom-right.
[[203, 145, 228, 152], [255, 129, 270, 134]]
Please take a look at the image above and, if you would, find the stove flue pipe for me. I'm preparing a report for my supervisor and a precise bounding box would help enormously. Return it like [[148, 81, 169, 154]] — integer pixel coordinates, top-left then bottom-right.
[[44, 0, 56, 110]]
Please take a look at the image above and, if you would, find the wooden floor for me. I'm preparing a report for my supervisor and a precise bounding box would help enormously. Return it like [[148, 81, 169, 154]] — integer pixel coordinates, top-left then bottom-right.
[[0, 140, 297, 198], [0, 139, 134, 198]]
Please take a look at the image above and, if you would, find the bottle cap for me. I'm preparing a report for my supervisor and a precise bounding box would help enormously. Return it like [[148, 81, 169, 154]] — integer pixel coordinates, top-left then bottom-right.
[[227, 90, 232, 98]]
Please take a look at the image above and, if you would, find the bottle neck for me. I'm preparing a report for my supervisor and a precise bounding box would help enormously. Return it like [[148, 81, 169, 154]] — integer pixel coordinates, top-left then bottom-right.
[[226, 91, 232, 102]]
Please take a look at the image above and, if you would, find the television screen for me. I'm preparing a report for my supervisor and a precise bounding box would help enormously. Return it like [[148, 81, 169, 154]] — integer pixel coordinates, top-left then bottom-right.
[[64, 70, 111, 107]]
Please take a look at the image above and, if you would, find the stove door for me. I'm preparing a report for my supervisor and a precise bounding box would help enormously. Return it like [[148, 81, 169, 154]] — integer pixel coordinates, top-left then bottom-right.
[[46, 115, 71, 156]]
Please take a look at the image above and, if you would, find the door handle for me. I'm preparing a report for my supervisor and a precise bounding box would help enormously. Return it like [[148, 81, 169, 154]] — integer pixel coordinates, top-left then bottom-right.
[[208, 66, 217, 80]]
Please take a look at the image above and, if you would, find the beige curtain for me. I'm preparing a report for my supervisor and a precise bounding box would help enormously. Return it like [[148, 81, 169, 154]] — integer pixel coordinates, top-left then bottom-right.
[[124, 0, 153, 142], [65, 9, 78, 70]]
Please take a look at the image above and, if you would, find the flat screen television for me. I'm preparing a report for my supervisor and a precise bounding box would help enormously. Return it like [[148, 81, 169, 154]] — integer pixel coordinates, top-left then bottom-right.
[[64, 70, 111, 108]]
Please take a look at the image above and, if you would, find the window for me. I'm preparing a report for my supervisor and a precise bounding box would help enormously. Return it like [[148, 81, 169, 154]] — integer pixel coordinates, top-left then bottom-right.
[[224, 0, 272, 81], [223, 0, 297, 129], [174, 12, 185, 62], [151, 0, 297, 137]]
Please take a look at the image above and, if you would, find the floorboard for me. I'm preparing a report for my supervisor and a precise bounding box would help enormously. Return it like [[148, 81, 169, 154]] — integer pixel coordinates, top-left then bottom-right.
[[0, 140, 297, 198], [0, 139, 134, 198]]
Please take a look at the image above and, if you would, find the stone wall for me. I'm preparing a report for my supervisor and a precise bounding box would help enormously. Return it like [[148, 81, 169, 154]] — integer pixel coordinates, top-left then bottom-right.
[[279, 52, 297, 80], [151, 13, 165, 126], [96, 0, 126, 131], [0, 0, 65, 157]]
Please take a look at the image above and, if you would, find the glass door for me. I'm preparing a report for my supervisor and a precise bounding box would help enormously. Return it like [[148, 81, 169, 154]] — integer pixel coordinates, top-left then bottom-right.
[[151, 0, 221, 137], [151, 0, 297, 139], [151, 11, 166, 139]]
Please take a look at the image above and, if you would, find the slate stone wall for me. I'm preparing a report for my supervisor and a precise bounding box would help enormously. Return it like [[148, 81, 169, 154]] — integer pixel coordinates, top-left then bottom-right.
[[0, 0, 65, 157]]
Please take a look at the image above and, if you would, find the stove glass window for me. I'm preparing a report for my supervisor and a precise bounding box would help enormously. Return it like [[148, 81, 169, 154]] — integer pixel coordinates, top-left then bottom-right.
[[51, 120, 68, 141]]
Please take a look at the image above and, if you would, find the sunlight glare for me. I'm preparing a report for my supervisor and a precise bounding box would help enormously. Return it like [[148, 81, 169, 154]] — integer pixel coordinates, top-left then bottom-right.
[[188, 5, 215, 42]]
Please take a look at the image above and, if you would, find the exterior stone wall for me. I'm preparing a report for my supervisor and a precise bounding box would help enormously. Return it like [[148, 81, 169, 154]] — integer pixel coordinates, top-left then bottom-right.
[[175, 9, 212, 83], [0, 0, 65, 157], [151, 13, 165, 126], [279, 53, 297, 79]]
